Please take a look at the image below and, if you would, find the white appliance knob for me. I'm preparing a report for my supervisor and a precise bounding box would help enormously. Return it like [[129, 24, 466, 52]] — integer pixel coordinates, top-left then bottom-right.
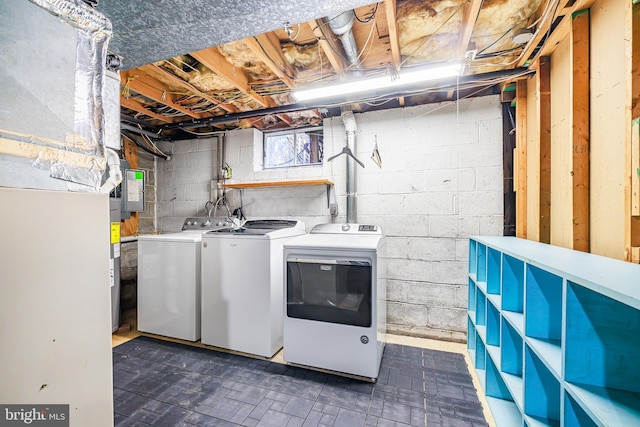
[[341, 224, 350, 232]]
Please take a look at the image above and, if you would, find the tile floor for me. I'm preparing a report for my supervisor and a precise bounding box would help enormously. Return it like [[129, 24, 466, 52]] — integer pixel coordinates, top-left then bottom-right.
[[113, 336, 488, 426]]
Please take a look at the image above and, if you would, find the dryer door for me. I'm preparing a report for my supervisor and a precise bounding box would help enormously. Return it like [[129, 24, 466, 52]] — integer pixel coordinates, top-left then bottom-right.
[[286, 258, 372, 327]]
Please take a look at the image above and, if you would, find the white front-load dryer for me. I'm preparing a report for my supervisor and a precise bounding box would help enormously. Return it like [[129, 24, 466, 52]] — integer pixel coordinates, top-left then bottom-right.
[[283, 223, 386, 379]]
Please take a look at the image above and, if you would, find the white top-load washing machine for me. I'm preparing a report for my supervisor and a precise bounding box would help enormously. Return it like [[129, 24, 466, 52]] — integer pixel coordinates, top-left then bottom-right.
[[283, 223, 386, 380], [201, 219, 305, 358], [137, 217, 232, 341]]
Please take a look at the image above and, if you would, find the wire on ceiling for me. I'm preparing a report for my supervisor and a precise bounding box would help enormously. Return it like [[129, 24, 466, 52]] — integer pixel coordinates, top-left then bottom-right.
[[354, 3, 379, 24]]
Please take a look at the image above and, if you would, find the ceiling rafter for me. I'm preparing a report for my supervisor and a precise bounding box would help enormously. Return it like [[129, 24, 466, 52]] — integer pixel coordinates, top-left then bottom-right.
[[384, 0, 401, 68], [456, 0, 484, 57], [309, 19, 347, 77], [120, 70, 203, 119], [191, 47, 270, 108], [120, 97, 175, 123], [140, 64, 238, 114], [528, 0, 598, 65], [517, 0, 574, 67], [243, 33, 296, 88]]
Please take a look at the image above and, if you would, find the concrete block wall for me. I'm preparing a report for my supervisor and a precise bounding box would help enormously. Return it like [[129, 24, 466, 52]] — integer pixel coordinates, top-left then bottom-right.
[[153, 95, 504, 341], [155, 137, 219, 232]]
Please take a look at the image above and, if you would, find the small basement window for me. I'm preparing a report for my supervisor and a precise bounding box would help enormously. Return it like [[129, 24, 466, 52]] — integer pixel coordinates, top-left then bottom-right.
[[263, 127, 323, 169]]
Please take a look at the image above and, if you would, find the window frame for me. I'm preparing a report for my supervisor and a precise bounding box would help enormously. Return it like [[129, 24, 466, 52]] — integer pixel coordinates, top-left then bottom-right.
[[262, 126, 324, 170]]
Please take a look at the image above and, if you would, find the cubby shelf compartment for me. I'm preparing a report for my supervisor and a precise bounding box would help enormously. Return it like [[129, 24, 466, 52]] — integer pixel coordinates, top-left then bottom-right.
[[486, 299, 501, 347], [487, 247, 501, 294], [564, 391, 597, 427], [502, 254, 524, 313], [467, 236, 640, 427], [524, 346, 560, 424]]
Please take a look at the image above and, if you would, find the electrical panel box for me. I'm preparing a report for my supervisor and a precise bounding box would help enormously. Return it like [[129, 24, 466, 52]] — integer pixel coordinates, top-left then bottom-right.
[[122, 169, 145, 213]]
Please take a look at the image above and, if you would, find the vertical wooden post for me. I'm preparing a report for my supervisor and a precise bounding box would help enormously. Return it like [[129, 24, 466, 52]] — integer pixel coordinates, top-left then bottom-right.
[[516, 79, 528, 238], [571, 10, 590, 252], [538, 57, 552, 244], [121, 136, 139, 237]]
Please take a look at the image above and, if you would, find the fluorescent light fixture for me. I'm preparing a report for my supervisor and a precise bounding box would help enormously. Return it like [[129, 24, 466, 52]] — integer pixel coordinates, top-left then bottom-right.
[[292, 62, 462, 102]]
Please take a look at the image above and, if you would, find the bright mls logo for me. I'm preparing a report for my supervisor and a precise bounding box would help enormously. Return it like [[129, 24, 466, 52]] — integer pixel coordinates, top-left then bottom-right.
[[0, 405, 68, 426]]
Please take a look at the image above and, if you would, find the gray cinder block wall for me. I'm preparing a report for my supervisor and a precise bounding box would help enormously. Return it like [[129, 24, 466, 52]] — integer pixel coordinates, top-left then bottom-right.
[[152, 95, 503, 341]]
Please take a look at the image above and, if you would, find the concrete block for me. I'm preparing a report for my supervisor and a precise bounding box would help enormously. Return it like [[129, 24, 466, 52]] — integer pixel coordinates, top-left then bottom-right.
[[456, 239, 470, 261], [156, 140, 173, 154], [224, 145, 242, 165], [479, 215, 503, 235], [185, 151, 214, 169], [381, 214, 429, 237], [171, 138, 199, 153], [458, 191, 503, 215], [454, 284, 470, 309], [197, 137, 218, 151], [185, 183, 209, 202], [476, 166, 503, 191], [430, 260, 467, 285], [159, 216, 185, 233], [456, 95, 501, 122], [407, 237, 456, 261], [358, 193, 400, 215], [386, 280, 408, 302], [403, 281, 458, 308], [157, 201, 173, 218], [171, 168, 200, 185], [160, 154, 186, 171], [458, 216, 480, 236], [386, 258, 432, 282], [427, 306, 467, 332], [450, 143, 502, 168], [411, 170, 458, 193], [383, 237, 409, 259], [157, 184, 185, 204], [173, 201, 199, 217], [458, 169, 476, 192], [428, 216, 458, 238], [387, 302, 429, 327], [403, 192, 454, 215], [479, 118, 503, 144]]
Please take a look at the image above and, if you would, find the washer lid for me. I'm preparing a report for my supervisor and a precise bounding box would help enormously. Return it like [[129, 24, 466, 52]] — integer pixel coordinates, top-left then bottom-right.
[[138, 231, 204, 243]]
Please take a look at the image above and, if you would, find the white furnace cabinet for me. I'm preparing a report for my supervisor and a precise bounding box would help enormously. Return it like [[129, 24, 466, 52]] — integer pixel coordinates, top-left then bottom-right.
[[0, 188, 114, 427]]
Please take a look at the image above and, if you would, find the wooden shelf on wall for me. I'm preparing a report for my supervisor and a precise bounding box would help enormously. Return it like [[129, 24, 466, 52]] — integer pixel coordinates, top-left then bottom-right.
[[223, 179, 334, 206], [222, 179, 333, 189]]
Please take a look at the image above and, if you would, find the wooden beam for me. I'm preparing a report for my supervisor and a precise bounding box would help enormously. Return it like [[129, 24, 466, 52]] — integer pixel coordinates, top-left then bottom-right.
[[516, 79, 528, 238], [309, 19, 346, 77], [120, 70, 202, 119], [456, 0, 484, 58], [243, 33, 296, 88], [571, 9, 590, 252], [518, 0, 573, 67], [140, 64, 237, 113], [384, 0, 401, 67], [120, 97, 174, 124], [538, 57, 552, 244], [633, 119, 640, 217], [191, 47, 269, 108], [526, 0, 599, 66]]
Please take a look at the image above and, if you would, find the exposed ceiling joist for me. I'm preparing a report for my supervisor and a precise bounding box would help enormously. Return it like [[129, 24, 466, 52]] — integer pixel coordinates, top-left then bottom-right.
[[140, 64, 238, 114], [243, 34, 296, 88], [309, 19, 347, 77], [121, 70, 203, 118], [384, 0, 401, 67], [120, 97, 175, 123], [191, 47, 270, 108], [456, 0, 484, 57]]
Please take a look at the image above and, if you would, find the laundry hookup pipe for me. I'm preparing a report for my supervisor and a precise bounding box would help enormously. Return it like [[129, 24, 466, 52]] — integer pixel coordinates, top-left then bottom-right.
[[341, 110, 357, 223]]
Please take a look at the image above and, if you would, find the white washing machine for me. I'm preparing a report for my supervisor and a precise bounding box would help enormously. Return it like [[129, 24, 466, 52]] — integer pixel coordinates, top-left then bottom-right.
[[283, 223, 386, 380], [201, 219, 305, 358], [137, 217, 232, 341]]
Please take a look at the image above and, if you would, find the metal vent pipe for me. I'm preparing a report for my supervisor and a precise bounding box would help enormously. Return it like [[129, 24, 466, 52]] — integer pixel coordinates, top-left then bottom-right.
[[341, 110, 358, 223], [327, 10, 361, 72]]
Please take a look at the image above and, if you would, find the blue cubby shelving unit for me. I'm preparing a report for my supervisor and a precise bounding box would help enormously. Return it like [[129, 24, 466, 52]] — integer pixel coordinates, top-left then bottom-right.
[[468, 236, 640, 427]]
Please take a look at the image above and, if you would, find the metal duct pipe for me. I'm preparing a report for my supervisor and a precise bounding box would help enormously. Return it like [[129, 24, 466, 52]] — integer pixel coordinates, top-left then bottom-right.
[[341, 110, 358, 223], [327, 10, 360, 72]]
